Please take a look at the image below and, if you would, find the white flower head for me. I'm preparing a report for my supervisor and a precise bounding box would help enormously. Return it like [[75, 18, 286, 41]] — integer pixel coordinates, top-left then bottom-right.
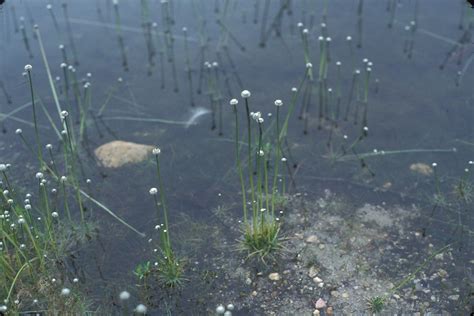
[[0, 164, 6, 171], [149, 187, 158, 195], [216, 305, 225, 314], [35, 172, 44, 179], [229, 99, 238, 106], [346, 35, 352, 41], [119, 291, 130, 301], [306, 62, 313, 69], [15, 128, 23, 135], [257, 150, 264, 157], [135, 304, 147, 314], [274, 99, 283, 107], [24, 64, 32, 71], [241, 90, 251, 98], [51, 212, 59, 218], [152, 148, 161, 155], [60, 111, 69, 119], [61, 288, 71, 296]]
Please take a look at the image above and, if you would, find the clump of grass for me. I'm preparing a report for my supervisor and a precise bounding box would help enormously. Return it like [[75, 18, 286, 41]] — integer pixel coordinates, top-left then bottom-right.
[[366, 296, 385, 314], [230, 91, 289, 262], [148, 148, 185, 288]]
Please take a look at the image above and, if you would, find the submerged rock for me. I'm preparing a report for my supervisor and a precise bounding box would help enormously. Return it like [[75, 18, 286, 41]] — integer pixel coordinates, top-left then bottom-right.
[[94, 140, 154, 168], [409, 162, 433, 176]]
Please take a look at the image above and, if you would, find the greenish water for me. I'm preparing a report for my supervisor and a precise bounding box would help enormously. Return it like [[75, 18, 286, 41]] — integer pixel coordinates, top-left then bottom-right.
[[0, 0, 473, 314]]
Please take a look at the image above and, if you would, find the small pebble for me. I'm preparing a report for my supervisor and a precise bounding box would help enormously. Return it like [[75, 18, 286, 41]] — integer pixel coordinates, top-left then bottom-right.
[[269, 273, 281, 281]]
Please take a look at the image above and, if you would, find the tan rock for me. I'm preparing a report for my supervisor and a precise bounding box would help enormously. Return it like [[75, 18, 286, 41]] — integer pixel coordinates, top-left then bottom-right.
[[94, 140, 154, 168], [268, 273, 281, 281], [410, 163, 433, 176], [306, 235, 319, 243]]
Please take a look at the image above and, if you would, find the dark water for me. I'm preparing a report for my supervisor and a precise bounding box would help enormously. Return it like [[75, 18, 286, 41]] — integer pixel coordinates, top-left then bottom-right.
[[0, 0, 473, 314]]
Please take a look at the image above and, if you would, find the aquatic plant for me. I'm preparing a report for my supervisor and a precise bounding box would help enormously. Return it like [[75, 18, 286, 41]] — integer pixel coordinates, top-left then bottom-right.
[[230, 91, 286, 262], [149, 148, 184, 288]]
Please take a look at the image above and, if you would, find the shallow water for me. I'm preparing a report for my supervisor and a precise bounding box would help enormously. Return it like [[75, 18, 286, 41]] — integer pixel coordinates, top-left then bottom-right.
[[0, 0, 473, 314]]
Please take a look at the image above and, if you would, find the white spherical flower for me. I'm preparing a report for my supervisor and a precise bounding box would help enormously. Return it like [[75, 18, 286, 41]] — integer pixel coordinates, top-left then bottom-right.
[[302, 28, 309, 34], [257, 150, 264, 157], [216, 305, 226, 314], [318, 36, 324, 41], [61, 288, 71, 296], [258, 117, 264, 124], [60, 63, 67, 68], [0, 164, 6, 171], [15, 128, 23, 135], [60, 111, 69, 119], [281, 157, 287, 162], [297, 22, 303, 28], [432, 162, 437, 168], [274, 100, 283, 107], [363, 126, 369, 131], [152, 148, 161, 155], [135, 304, 147, 314], [212, 62, 218, 67], [73, 278, 79, 283], [355, 69, 361, 74], [149, 187, 158, 195], [59, 44, 64, 50], [182, 27, 187, 32], [24, 64, 33, 71], [346, 35, 352, 41], [25, 204, 32, 210], [35, 172, 44, 179], [119, 291, 130, 301], [18, 218, 26, 225], [336, 61, 342, 66], [46, 4, 52, 10], [0, 305, 7, 312], [326, 37, 332, 42], [291, 87, 297, 92], [227, 304, 235, 311], [224, 311, 232, 316], [241, 90, 251, 98], [306, 62, 312, 68], [51, 212, 59, 218], [229, 99, 238, 106]]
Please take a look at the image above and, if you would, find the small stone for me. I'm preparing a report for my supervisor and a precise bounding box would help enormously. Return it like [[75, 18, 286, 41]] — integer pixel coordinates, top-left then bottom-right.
[[313, 310, 320, 316], [269, 273, 281, 281], [342, 292, 349, 299], [308, 266, 319, 278], [318, 244, 325, 250], [251, 291, 257, 296], [330, 290, 339, 298], [448, 295, 459, 301], [313, 277, 323, 284], [326, 306, 334, 316], [318, 282, 324, 288], [430, 295, 436, 302], [437, 269, 448, 278], [245, 277, 252, 285], [306, 235, 319, 243], [315, 298, 326, 309]]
